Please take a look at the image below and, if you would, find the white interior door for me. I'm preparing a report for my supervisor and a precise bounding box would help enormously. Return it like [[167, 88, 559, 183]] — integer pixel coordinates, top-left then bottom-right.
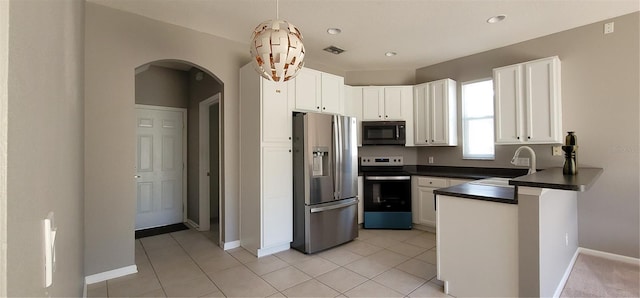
[[135, 107, 185, 230]]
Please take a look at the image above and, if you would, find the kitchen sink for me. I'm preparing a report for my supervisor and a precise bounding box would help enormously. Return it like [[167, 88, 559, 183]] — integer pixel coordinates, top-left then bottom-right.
[[469, 177, 514, 188]]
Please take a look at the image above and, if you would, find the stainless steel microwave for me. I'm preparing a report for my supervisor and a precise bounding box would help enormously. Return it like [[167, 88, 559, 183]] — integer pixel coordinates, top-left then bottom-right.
[[362, 121, 406, 145]]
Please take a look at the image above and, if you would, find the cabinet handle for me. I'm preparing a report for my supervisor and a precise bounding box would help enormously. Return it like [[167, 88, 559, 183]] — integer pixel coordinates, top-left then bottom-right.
[[385, 115, 388, 118], [316, 106, 320, 109], [289, 149, 292, 152], [527, 136, 531, 139], [276, 89, 281, 93], [378, 115, 382, 118], [323, 107, 326, 110], [517, 136, 520, 140], [289, 137, 292, 140]]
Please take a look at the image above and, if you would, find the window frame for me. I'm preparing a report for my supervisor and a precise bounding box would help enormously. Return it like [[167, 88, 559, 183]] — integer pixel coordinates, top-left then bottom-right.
[[461, 78, 495, 160]]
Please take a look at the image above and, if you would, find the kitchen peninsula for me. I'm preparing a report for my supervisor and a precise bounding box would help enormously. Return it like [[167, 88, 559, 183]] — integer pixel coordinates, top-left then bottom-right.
[[434, 167, 603, 297]]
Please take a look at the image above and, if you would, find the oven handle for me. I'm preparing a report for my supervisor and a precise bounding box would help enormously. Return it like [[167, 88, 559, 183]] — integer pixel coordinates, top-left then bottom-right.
[[365, 176, 411, 181]]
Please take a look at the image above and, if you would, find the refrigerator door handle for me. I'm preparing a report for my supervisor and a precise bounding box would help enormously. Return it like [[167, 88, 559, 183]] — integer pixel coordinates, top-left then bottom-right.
[[310, 198, 358, 213], [332, 116, 341, 199]]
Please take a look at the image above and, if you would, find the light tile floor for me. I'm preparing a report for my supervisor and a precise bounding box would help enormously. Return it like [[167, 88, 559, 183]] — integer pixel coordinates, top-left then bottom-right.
[[87, 228, 448, 297]]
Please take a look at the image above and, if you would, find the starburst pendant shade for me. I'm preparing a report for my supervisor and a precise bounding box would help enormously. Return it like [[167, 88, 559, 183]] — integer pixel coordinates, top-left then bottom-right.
[[250, 19, 305, 82]]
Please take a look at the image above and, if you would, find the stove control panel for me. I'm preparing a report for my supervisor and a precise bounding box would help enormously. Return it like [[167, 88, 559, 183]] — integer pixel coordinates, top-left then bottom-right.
[[360, 156, 404, 166]]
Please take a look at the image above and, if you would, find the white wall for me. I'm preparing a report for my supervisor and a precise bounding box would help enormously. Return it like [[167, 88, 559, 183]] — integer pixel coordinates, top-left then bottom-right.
[[84, 3, 247, 275], [5, 0, 85, 296]]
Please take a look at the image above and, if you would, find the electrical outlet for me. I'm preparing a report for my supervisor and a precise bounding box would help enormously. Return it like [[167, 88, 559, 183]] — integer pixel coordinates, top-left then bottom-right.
[[428, 156, 434, 164], [552, 146, 562, 156], [515, 157, 530, 166], [604, 22, 614, 34]]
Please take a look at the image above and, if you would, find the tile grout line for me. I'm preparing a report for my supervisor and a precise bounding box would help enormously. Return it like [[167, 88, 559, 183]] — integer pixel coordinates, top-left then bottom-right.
[[137, 238, 169, 297], [169, 232, 228, 297]]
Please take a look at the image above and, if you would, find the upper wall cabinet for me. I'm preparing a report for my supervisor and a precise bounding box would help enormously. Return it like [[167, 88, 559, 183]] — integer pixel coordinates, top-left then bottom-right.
[[413, 79, 457, 146], [361, 86, 414, 146], [494, 56, 562, 144], [362, 86, 412, 121], [344, 86, 363, 146], [293, 68, 344, 115]]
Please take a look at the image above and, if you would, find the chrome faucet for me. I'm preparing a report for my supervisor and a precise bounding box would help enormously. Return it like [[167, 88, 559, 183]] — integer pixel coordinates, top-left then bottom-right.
[[511, 146, 537, 174]]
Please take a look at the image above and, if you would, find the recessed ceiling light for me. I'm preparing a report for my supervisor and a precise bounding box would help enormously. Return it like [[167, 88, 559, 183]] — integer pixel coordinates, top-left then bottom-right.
[[327, 28, 342, 35], [385, 51, 397, 57], [487, 15, 507, 24]]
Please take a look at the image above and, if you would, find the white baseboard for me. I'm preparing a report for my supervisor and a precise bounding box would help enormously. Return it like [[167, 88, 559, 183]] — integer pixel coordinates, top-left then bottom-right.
[[185, 219, 199, 230], [257, 243, 290, 258], [578, 247, 640, 264], [85, 265, 138, 285], [553, 248, 580, 298], [221, 240, 240, 250]]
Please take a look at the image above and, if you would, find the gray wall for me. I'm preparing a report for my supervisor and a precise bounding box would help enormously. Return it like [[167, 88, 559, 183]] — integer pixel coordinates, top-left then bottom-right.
[[186, 68, 222, 224], [345, 69, 416, 86], [135, 65, 189, 108], [413, 12, 639, 258], [84, 3, 246, 275], [5, 0, 85, 296]]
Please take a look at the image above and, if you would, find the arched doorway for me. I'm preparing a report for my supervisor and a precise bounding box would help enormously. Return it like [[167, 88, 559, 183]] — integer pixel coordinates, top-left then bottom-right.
[[134, 59, 223, 245]]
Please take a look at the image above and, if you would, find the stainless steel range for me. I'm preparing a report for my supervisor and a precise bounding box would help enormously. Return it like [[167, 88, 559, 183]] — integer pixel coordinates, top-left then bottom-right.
[[360, 156, 412, 229]]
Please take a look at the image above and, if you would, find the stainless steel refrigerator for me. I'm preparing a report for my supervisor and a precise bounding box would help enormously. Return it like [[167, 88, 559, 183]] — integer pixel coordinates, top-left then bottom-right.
[[292, 112, 358, 254]]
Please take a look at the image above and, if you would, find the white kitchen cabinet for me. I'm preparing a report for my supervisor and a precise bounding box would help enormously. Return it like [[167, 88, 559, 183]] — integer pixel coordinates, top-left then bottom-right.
[[362, 86, 412, 121], [345, 86, 363, 147], [413, 79, 457, 146], [494, 56, 562, 144], [411, 176, 448, 229], [239, 63, 293, 257], [293, 68, 343, 115], [361, 86, 414, 146]]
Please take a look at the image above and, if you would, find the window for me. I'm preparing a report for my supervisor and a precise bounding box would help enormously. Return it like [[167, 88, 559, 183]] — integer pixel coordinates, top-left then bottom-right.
[[462, 79, 495, 159]]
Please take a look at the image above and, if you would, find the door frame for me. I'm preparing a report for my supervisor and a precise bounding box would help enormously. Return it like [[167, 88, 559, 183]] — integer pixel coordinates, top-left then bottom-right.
[[198, 93, 221, 237], [134, 104, 188, 225]]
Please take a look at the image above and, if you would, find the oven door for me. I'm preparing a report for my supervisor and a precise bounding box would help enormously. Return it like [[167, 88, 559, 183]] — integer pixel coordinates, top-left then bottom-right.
[[363, 175, 411, 212]]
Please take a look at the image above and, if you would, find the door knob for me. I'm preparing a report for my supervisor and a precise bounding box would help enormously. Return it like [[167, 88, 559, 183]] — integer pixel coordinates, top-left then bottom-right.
[[134, 175, 141, 178]]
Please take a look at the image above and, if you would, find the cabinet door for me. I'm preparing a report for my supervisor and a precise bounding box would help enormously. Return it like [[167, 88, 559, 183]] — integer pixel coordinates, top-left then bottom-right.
[[430, 80, 449, 145], [262, 80, 292, 143], [294, 68, 322, 112], [413, 84, 430, 145], [383, 87, 404, 120], [321, 73, 343, 114], [494, 65, 523, 144], [418, 187, 437, 227], [345, 87, 364, 147], [524, 57, 561, 143], [362, 87, 383, 120], [262, 145, 293, 247]]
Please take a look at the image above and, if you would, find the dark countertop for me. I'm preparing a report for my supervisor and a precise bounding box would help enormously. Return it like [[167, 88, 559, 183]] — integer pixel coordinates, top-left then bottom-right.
[[509, 167, 604, 192], [434, 183, 517, 204], [359, 165, 529, 180]]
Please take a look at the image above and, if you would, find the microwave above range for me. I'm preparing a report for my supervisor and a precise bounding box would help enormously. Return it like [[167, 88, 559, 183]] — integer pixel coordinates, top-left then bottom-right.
[[362, 121, 406, 146]]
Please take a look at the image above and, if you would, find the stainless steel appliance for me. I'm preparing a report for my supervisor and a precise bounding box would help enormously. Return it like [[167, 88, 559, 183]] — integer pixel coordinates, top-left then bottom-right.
[[362, 121, 406, 145], [361, 156, 412, 229], [292, 112, 358, 254]]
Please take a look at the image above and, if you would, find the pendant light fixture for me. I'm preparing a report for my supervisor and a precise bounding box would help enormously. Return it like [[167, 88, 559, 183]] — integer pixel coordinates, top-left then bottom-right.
[[249, 0, 305, 82]]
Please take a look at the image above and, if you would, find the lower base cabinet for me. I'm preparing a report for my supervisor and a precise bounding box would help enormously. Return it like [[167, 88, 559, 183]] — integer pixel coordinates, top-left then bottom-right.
[[412, 176, 472, 229]]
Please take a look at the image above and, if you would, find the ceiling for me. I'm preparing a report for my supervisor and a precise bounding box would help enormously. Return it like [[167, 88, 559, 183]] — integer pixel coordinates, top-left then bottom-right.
[[89, 0, 639, 72]]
